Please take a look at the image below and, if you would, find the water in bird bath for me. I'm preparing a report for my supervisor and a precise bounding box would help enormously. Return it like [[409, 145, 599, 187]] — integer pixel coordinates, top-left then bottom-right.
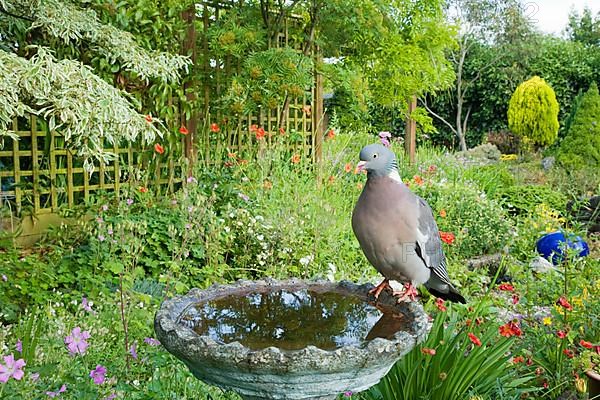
[[178, 288, 411, 351]]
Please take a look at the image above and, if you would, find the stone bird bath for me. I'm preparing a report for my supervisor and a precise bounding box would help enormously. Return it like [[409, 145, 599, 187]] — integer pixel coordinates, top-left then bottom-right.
[[154, 279, 431, 400]]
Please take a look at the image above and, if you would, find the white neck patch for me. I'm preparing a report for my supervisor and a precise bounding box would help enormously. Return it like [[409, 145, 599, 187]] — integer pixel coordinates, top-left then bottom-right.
[[387, 169, 402, 183]]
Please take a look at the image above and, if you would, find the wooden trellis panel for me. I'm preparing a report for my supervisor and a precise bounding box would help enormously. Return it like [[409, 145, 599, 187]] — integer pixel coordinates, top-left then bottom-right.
[[0, 116, 184, 216]]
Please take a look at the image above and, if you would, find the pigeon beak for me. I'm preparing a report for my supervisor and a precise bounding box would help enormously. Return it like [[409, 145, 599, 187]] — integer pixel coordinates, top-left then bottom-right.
[[356, 161, 367, 172]]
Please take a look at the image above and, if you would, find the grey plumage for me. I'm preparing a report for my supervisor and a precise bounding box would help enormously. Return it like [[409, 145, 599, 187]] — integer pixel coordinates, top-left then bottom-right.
[[351, 144, 466, 303]]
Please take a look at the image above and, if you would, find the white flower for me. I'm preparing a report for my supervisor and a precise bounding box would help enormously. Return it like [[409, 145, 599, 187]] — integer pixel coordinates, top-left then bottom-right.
[[299, 255, 314, 266], [327, 263, 337, 281]]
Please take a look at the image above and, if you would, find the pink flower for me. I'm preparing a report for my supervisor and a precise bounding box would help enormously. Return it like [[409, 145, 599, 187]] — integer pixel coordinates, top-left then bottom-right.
[[90, 365, 107, 385], [46, 384, 67, 397], [81, 297, 95, 314], [379, 131, 391, 147], [16, 339, 22, 353], [129, 342, 138, 360], [65, 327, 91, 355], [0, 354, 26, 383], [435, 298, 447, 312], [30, 372, 40, 382], [144, 337, 160, 346], [343, 391, 353, 397], [104, 393, 117, 400], [556, 296, 573, 311]]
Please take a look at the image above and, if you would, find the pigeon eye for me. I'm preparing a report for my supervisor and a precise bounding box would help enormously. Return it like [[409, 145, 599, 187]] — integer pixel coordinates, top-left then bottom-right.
[[373, 154, 378, 159]]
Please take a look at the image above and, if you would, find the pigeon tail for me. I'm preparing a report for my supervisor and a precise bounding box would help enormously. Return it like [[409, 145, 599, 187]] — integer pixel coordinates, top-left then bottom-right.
[[427, 286, 466, 304]]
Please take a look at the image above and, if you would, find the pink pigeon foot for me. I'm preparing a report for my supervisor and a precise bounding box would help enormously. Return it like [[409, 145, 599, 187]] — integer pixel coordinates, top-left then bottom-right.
[[369, 278, 390, 299], [394, 283, 419, 303]]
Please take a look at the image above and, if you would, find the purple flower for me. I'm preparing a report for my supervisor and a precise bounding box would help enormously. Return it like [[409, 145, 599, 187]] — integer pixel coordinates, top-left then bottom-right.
[[0, 354, 26, 383], [107, 228, 113, 235], [238, 193, 250, 202], [344, 391, 353, 397], [90, 365, 107, 385], [81, 297, 95, 314], [46, 384, 67, 397], [30, 372, 40, 382], [101, 204, 109, 212], [64, 327, 91, 355], [126, 198, 133, 206], [98, 235, 105, 242], [379, 131, 392, 147], [186, 176, 197, 184], [144, 337, 160, 346], [104, 393, 117, 400], [16, 339, 22, 353], [96, 217, 103, 224], [129, 342, 138, 360]]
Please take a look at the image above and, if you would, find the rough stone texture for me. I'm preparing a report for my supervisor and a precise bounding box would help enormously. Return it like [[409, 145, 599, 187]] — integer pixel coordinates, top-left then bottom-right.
[[155, 279, 431, 400], [541, 156, 555, 171]]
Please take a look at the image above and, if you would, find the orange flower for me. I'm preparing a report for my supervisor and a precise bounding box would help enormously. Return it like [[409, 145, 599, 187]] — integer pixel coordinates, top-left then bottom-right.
[[138, 187, 148, 193], [154, 143, 164, 154], [580, 340, 593, 349], [291, 154, 301, 164], [326, 129, 335, 139], [499, 321, 522, 337], [439, 209, 447, 218], [227, 152, 237, 159], [210, 123, 220, 133], [145, 114, 153, 123], [413, 175, 424, 185], [255, 127, 266, 140], [435, 298, 447, 311], [328, 175, 335, 184], [279, 127, 286, 135], [556, 296, 573, 311], [344, 163, 352, 173], [263, 180, 273, 190], [356, 182, 363, 190], [468, 332, 482, 346], [439, 231, 455, 245], [512, 356, 525, 364], [421, 348, 436, 356], [179, 125, 189, 135], [250, 124, 258, 132], [303, 105, 311, 116]]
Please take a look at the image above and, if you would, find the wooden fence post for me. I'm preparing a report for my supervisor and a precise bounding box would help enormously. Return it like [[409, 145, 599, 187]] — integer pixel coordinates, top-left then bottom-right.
[[312, 48, 324, 164], [405, 96, 417, 164], [182, 4, 198, 172]]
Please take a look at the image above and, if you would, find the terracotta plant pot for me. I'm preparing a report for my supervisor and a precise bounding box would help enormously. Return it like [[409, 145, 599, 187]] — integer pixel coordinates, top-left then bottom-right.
[[587, 369, 600, 399]]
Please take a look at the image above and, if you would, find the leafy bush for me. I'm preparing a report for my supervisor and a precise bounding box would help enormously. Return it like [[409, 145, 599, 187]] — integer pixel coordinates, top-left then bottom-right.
[[463, 164, 516, 197], [508, 76, 559, 147], [486, 130, 521, 154], [557, 82, 600, 170], [494, 185, 567, 216]]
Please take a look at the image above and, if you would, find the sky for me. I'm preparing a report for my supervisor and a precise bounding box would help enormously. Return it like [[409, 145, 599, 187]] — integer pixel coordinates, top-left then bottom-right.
[[530, 0, 600, 35]]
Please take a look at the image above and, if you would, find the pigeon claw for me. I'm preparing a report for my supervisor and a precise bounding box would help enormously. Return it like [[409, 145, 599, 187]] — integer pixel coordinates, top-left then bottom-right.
[[369, 278, 390, 299], [395, 283, 419, 303]]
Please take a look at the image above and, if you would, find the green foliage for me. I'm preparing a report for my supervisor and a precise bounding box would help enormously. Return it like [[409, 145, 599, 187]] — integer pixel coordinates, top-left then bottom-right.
[[508, 76, 560, 147], [362, 303, 533, 400], [567, 6, 600, 46], [557, 82, 600, 170], [463, 164, 516, 197], [493, 185, 567, 216]]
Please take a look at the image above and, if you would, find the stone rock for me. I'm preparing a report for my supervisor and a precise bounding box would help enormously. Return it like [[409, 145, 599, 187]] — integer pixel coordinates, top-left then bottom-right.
[[541, 156, 555, 171], [530, 256, 557, 274]]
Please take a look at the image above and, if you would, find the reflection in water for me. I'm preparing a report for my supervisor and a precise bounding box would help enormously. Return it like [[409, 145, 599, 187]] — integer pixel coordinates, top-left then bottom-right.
[[179, 289, 411, 350]]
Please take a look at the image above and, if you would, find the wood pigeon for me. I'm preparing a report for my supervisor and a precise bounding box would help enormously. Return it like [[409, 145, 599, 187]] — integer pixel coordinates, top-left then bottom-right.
[[351, 144, 466, 303]]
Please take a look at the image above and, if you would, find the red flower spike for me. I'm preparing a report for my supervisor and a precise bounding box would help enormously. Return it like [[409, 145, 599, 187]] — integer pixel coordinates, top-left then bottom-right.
[[556, 296, 573, 311], [512, 356, 525, 364], [154, 143, 164, 154], [179, 126, 189, 135], [435, 298, 447, 312], [557, 330, 567, 339], [279, 127, 286, 135], [327, 129, 335, 139], [255, 127, 266, 140], [563, 348, 575, 358], [580, 340, 593, 349], [468, 332, 482, 347], [498, 283, 514, 291], [250, 124, 258, 132], [210, 123, 220, 133]]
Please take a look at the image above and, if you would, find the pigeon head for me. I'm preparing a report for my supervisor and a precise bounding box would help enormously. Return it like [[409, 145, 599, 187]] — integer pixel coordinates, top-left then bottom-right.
[[356, 143, 398, 177]]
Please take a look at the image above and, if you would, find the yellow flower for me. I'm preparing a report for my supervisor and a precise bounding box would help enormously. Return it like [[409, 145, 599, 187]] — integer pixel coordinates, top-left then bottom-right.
[[542, 317, 552, 326], [500, 154, 518, 161], [575, 377, 587, 393]]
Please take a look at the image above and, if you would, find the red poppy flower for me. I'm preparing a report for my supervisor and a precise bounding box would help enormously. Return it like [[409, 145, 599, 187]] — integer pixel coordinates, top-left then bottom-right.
[[580, 340, 593, 349], [556, 296, 573, 311], [556, 330, 567, 339], [154, 143, 164, 154], [327, 129, 335, 139], [279, 127, 286, 135], [512, 356, 525, 364], [210, 123, 220, 133], [563, 349, 575, 358], [435, 298, 447, 312], [439, 231, 455, 245], [468, 332, 482, 346], [145, 114, 153, 123], [498, 283, 514, 291], [255, 127, 266, 140], [421, 348, 436, 355], [179, 125, 189, 135]]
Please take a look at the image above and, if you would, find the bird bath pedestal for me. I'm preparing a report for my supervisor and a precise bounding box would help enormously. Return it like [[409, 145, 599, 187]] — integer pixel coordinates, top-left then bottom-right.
[[154, 279, 431, 400]]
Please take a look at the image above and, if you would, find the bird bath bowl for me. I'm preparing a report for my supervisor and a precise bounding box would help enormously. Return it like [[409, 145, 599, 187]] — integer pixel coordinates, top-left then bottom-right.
[[154, 279, 431, 400]]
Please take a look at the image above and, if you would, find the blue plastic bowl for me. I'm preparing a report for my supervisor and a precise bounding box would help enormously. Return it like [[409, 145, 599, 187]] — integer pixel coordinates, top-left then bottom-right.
[[536, 231, 590, 265]]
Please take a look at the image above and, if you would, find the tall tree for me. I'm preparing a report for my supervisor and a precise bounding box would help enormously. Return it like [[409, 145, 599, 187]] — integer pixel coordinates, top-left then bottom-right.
[[567, 7, 600, 46]]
